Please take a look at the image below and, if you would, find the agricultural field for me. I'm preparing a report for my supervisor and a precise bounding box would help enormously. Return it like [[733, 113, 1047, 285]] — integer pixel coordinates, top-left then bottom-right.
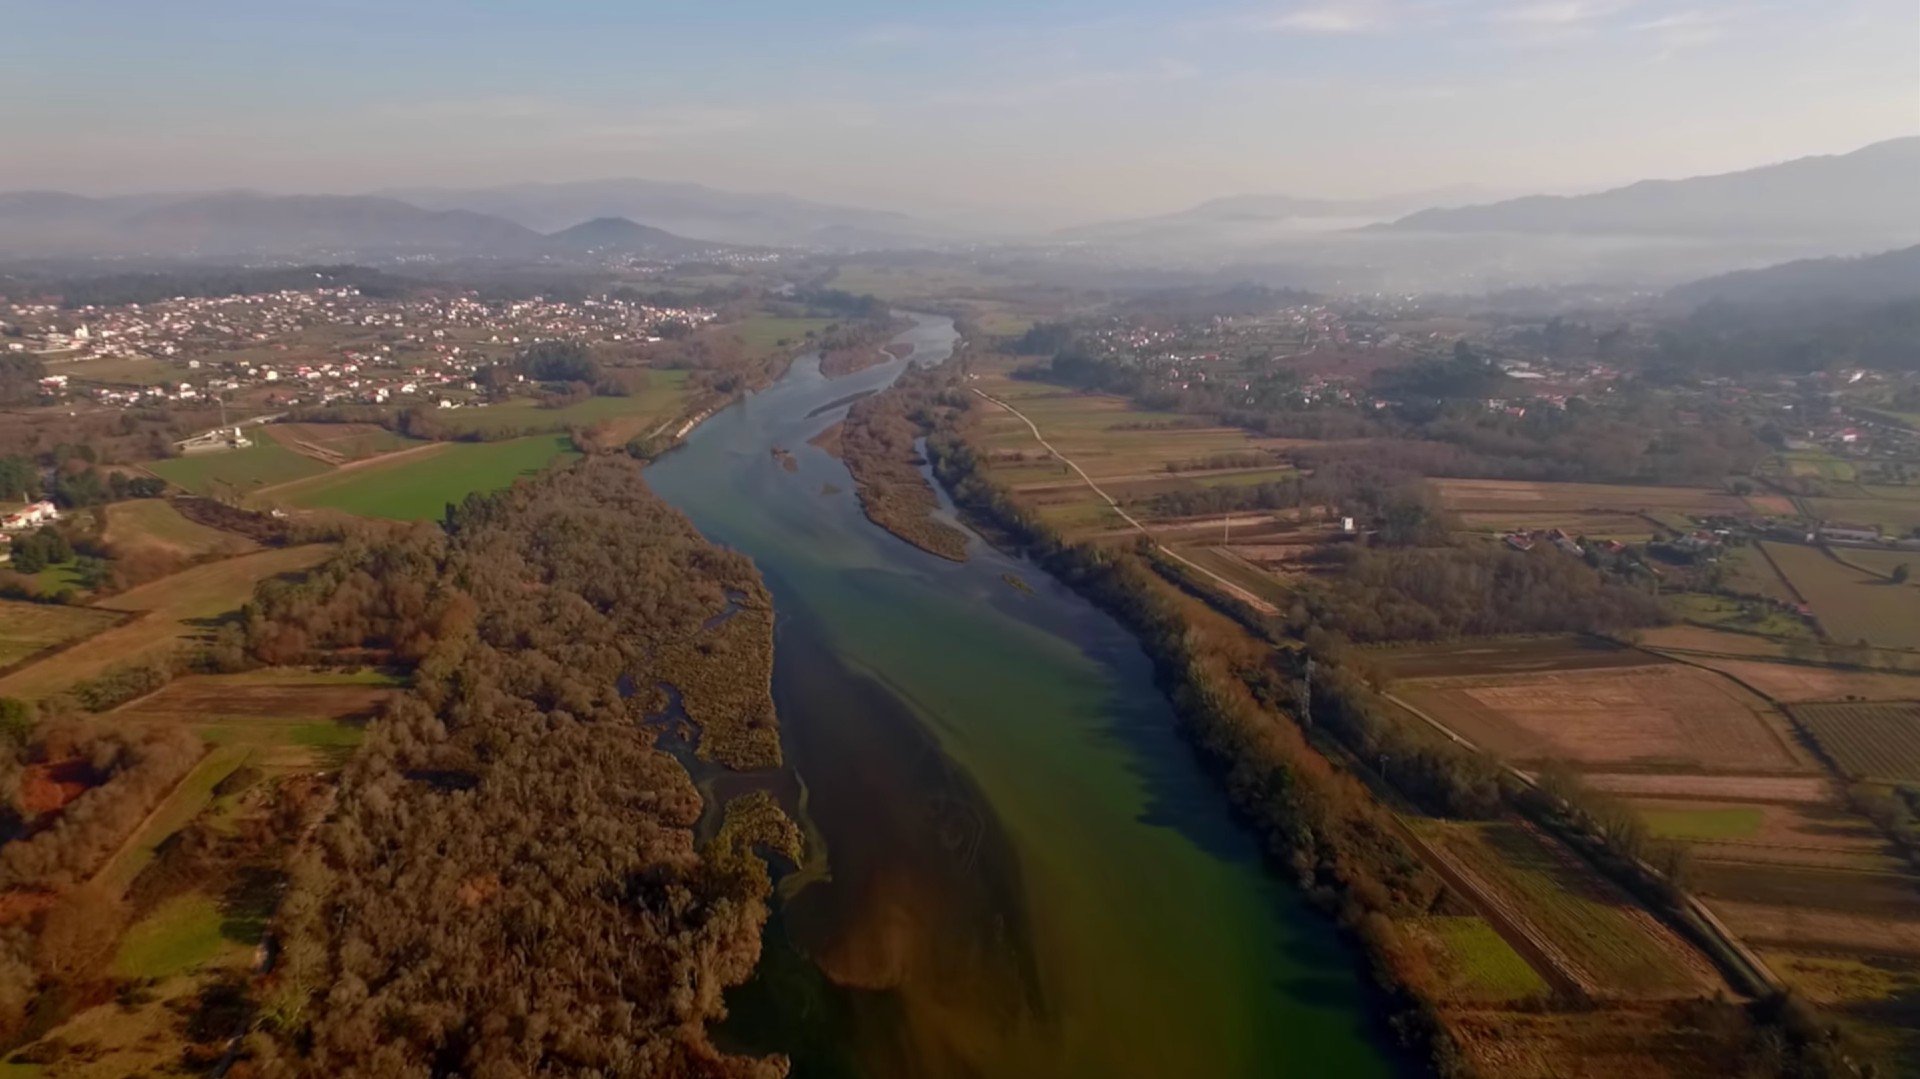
[[262, 421, 421, 463], [45, 354, 178, 386], [102, 498, 257, 559], [1369, 635, 1650, 680], [1413, 915, 1549, 1002], [427, 372, 692, 439], [146, 439, 330, 496], [1393, 662, 1811, 773], [1791, 701, 1920, 783], [725, 315, 836, 354], [1582, 772, 1837, 804], [1764, 542, 1920, 649], [0, 599, 123, 670], [1831, 545, 1920, 581], [1681, 656, 1920, 703], [1803, 496, 1920, 536], [1432, 478, 1747, 526], [111, 668, 392, 773], [1666, 593, 1816, 640], [0, 544, 333, 702], [1635, 798, 1895, 872], [261, 435, 579, 520], [1718, 545, 1802, 604], [1417, 820, 1720, 999]]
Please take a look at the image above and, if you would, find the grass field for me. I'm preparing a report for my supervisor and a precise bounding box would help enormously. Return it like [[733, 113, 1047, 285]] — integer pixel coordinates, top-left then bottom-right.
[[428, 373, 692, 438], [1396, 663, 1810, 772], [0, 599, 123, 669], [1792, 701, 1920, 783], [46, 355, 179, 386], [113, 670, 388, 771], [265, 435, 579, 520], [102, 498, 257, 558], [1764, 542, 1920, 649], [727, 316, 836, 354], [1832, 546, 1920, 582], [111, 893, 234, 979], [1420, 916, 1549, 1001], [1668, 594, 1815, 640], [1422, 820, 1715, 998], [147, 440, 331, 496], [0, 544, 333, 701], [263, 421, 421, 463], [1804, 497, 1920, 537], [1638, 804, 1764, 840], [93, 745, 247, 895]]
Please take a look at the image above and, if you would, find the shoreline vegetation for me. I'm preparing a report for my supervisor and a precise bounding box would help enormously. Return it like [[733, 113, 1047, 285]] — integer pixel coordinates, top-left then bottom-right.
[[816, 314, 916, 379], [810, 360, 971, 562], [237, 457, 792, 1075]]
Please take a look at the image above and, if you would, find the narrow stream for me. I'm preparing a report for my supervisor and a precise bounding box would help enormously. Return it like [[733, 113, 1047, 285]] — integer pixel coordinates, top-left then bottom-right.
[[645, 314, 1396, 1078]]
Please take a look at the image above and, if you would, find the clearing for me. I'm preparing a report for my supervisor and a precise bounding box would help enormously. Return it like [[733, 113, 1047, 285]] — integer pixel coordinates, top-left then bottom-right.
[[102, 498, 258, 559]]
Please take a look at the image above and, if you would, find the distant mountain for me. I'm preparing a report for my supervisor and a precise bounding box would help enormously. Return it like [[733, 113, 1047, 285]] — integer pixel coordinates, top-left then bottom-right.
[[0, 191, 548, 259], [1056, 188, 1494, 249], [1671, 244, 1920, 307], [380, 178, 969, 248], [1382, 138, 1920, 247], [545, 216, 727, 258]]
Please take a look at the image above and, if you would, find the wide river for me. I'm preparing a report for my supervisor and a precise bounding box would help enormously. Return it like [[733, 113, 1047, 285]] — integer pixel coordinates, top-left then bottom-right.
[[646, 314, 1396, 1078]]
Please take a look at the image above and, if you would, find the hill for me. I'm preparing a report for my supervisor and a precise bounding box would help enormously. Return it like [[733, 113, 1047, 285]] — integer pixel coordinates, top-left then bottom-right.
[[381, 177, 968, 248], [1672, 244, 1920, 307], [0, 191, 548, 259], [544, 216, 726, 258], [1381, 138, 1920, 248]]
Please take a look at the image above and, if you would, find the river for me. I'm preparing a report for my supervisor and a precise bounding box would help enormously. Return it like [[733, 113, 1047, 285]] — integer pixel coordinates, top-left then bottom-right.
[[645, 314, 1395, 1078]]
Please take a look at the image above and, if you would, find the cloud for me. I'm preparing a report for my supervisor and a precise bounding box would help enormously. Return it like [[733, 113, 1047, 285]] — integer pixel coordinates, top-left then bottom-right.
[[1264, 1, 1400, 34], [1490, 1, 1636, 27]]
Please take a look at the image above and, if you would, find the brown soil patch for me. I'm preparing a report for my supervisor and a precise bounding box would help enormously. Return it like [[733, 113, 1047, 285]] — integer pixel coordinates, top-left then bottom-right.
[[1687, 657, 1920, 703], [1583, 773, 1835, 804], [1711, 899, 1920, 958], [19, 758, 95, 816], [1636, 798, 1898, 872], [1399, 665, 1812, 772]]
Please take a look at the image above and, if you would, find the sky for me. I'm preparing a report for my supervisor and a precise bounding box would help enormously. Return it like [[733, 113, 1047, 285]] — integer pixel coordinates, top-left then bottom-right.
[[1, 0, 1915, 225]]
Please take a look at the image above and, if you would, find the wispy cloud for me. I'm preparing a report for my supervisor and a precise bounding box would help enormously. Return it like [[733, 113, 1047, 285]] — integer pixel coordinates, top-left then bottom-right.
[[1264, 1, 1400, 34]]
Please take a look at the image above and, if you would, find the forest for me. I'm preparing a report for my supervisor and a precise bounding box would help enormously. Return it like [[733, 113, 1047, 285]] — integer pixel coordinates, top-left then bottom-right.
[[237, 457, 788, 1075]]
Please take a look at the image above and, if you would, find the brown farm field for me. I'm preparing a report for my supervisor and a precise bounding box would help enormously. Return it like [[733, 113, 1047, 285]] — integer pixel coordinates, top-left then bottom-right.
[[0, 599, 125, 670], [1791, 701, 1920, 783], [1370, 635, 1649, 680], [1764, 541, 1920, 649], [1682, 656, 1920, 703], [0, 544, 333, 701], [1395, 663, 1812, 773], [1433, 479, 1747, 523]]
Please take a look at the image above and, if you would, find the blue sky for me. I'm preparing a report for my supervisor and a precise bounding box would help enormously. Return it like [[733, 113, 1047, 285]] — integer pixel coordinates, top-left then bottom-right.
[[2, 0, 1914, 221]]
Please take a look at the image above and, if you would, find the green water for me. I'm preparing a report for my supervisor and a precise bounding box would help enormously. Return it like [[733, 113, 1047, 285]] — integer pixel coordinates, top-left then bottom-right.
[[646, 315, 1396, 1078]]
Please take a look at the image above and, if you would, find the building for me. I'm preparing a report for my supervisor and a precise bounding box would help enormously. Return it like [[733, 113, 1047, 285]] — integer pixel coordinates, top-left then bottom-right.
[[2, 501, 60, 532]]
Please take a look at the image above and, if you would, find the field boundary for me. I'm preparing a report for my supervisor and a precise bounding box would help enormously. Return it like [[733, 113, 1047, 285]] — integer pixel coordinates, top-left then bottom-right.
[[972, 389, 1279, 615]]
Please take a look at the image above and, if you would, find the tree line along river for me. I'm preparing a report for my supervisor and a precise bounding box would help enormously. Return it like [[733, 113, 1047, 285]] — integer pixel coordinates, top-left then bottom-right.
[[644, 313, 1398, 1078]]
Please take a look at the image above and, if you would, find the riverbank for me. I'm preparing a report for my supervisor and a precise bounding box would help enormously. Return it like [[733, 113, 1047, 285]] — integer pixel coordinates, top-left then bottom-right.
[[644, 313, 1397, 1078]]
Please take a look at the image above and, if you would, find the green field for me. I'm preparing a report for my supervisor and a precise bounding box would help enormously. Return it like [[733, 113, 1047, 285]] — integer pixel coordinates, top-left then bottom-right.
[[429, 372, 692, 437], [1669, 593, 1817, 640], [96, 745, 249, 896], [1424, 821, 1706, 997], [112, 893, 234, 980], [1640, 805, 1765, 840], [0, 599, 122, 668], [1423, 916, 1549, 1001], [147, 441, 331, 496], [1764, 542, 1920, 649], [727, 315, 836, 354], [269, 435, 580, 520], [47, 355, 179, 387]]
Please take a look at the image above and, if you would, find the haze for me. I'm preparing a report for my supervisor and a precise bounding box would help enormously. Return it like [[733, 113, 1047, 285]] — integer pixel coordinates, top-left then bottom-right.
[[3, 0, 1915, 226]]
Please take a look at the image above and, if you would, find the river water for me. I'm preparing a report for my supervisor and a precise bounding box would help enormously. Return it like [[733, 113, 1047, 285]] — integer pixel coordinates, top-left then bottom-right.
[[645, 314, 1394, 1078]]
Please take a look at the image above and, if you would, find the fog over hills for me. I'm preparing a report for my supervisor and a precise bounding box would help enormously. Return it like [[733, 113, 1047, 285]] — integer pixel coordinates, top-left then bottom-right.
[[1055, 187, 1501, 249], [1382, 137, 1920, 249], [545, 216, 730, 258], [1671, 243, 1920, 308]]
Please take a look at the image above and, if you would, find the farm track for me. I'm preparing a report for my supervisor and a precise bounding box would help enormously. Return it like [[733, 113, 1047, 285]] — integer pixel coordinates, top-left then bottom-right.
[[972, 389, 1279, 615]]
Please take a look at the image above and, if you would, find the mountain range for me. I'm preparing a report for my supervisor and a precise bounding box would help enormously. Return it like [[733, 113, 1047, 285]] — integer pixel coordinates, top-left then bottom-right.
[[1053, 187, 1500, 249], [1381, 137, 1920, 245], [0, 192, 730, 261], [1671, 243, 1920, 308]]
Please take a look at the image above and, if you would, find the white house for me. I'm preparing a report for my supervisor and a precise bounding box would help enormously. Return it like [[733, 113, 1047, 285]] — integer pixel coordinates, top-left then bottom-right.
[[2, 501, 60, 532]]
